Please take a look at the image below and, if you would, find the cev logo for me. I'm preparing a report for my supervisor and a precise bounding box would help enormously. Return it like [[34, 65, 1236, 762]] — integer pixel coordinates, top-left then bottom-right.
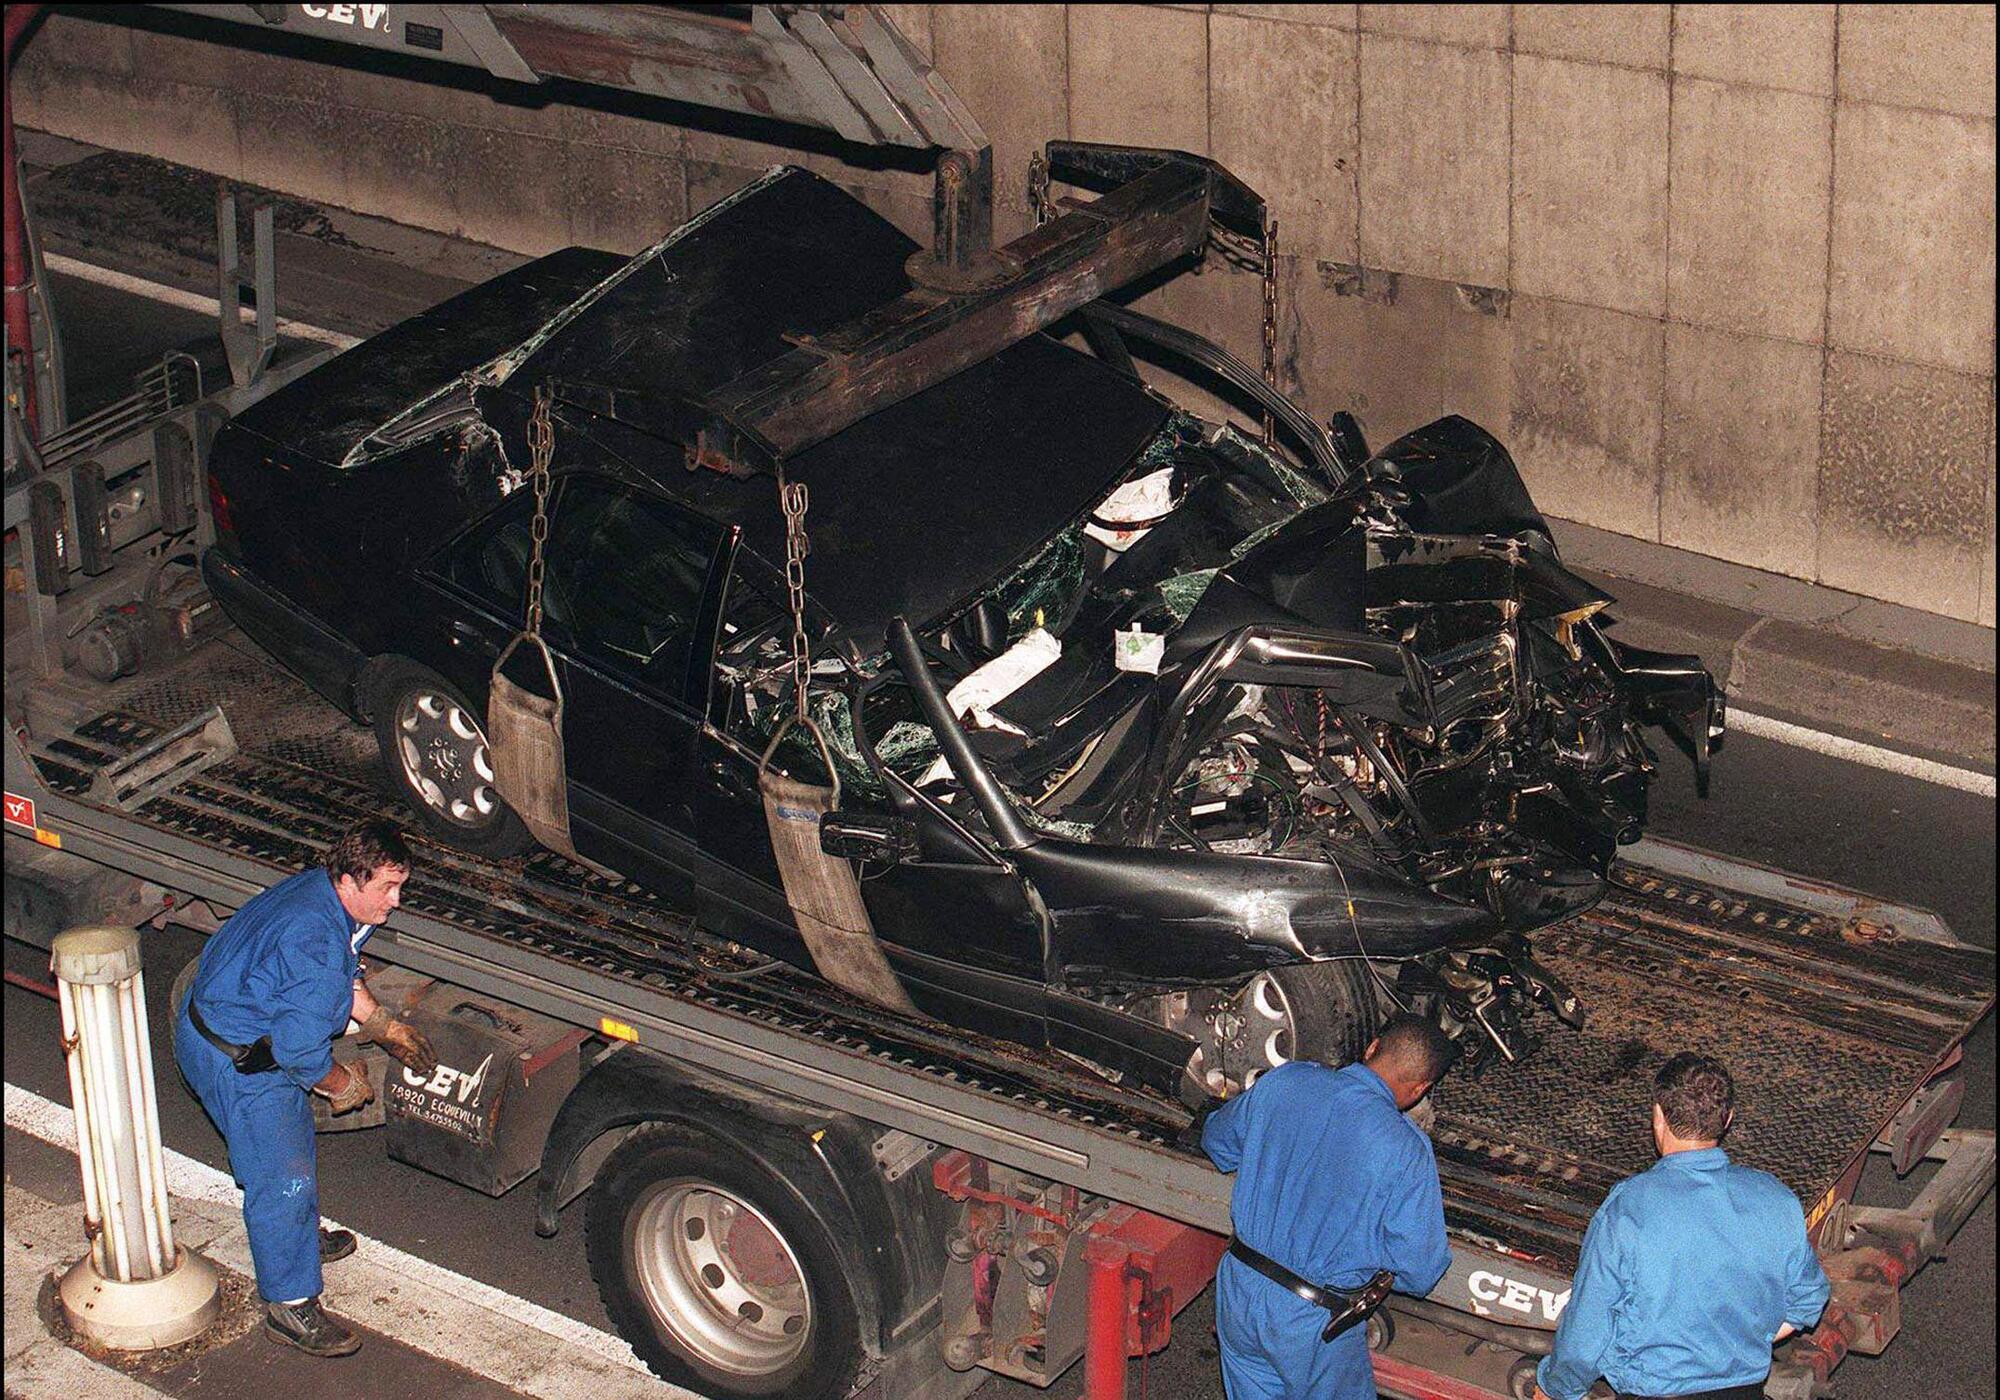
[[300, 4, 390, 31], [404, 1052, 495, 1104], [1468, 1269, 1570, 1323]]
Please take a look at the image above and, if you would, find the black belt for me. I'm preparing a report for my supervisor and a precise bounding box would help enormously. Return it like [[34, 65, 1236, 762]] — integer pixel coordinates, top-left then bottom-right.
[[186, 996, 278, 1075], [1227, 1237, 1396, 1342]]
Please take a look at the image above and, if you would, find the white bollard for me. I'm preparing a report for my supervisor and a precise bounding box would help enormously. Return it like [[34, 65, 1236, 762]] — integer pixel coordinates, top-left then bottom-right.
[[51, 925, 220, 1350]]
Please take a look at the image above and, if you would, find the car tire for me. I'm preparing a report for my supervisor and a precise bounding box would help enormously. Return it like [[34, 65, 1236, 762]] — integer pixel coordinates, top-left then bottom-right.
[[369, 659, 534, 858], [1255, 960, 1382, 1076], [586, 1124, 863, 1400]]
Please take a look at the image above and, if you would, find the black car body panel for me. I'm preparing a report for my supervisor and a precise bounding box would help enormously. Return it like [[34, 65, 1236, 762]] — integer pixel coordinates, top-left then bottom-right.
[[228, 247, 628, 471], [200, 548, 368, 714], [203, 159, 1722, 1099]]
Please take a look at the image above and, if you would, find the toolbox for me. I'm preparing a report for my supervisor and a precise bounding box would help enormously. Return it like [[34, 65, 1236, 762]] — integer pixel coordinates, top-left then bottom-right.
[[382, 983, 588, 1196]]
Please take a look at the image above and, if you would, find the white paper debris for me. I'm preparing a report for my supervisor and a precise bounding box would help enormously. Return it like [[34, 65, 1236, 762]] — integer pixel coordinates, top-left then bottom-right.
[[1084, 467, 1178, 552], [944, 627, 1062, 736], [1114, 624, 1165, 675]]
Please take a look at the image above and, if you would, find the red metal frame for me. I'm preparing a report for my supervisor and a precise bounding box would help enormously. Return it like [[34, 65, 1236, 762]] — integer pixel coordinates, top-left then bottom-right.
[[3, 2, 46, 435], [1078, 1204, 1228, 1400], [933, 1150, 1229, 1400]]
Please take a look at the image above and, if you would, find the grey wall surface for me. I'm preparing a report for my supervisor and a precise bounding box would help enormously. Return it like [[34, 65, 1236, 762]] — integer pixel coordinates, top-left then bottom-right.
[[14, 4, 1996, 627]]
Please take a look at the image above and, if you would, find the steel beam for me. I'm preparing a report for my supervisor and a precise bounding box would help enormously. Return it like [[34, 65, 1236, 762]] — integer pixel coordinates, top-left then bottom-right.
[[150, 5, 984, 152], [675, 150, 1262, 474]]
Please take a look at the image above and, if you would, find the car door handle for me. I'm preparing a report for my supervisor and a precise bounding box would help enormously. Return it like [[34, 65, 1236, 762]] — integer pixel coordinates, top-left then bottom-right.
[[448, 619, 489, 648], [709, 760, 757, 801]]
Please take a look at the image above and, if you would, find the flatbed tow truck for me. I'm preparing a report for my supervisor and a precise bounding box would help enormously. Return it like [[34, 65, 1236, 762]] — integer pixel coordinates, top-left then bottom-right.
[[4, 8, 1994, 1400], [5, 506, 1994, 1400]]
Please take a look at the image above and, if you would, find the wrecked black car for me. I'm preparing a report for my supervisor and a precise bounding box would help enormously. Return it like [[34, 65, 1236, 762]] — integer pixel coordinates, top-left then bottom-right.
[[202, 144, 1723, 1102]]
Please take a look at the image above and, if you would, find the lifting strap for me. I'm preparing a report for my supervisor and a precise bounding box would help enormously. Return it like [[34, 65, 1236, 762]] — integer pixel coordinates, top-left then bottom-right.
[[488, 385, 583, 859], [756, 474, 917, 1016]]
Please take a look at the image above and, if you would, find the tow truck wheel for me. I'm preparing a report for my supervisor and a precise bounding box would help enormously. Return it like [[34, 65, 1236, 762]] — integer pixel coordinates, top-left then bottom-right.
[[587, 1124, 862, 1400], [369, 660, 533, 858]]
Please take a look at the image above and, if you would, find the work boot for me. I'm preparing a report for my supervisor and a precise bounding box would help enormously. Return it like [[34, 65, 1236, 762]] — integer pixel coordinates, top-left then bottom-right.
[[265, 1297, 361, 1357], [319, 1227, 357, 1263]]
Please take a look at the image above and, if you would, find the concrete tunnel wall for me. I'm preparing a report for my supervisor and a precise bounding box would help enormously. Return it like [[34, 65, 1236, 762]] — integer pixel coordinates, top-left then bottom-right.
[[13, 4, 1996, 629]]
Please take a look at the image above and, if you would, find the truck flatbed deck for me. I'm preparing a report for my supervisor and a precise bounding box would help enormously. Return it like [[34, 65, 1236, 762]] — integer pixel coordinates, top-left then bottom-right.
[[12, 629, 1991, 1327]]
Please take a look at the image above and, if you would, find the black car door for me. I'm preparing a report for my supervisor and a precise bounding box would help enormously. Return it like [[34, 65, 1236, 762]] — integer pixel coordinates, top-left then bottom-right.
[[530, 475, 725, 849], [694, 562, 1052, 1032], [689, 543, 792, 906], [421, 473, 726, 856], [416, 483, 538, 718]]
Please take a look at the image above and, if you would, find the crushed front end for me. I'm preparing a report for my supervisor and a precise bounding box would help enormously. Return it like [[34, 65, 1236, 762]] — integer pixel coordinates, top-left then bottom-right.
[[781, 409, 1724, 1084]]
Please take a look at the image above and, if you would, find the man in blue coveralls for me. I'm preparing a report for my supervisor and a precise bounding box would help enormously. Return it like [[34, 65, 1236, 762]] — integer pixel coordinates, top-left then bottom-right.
[[1534, 1053, 1830, 1400], [1203, 1012, 1458, 1399], [175, 819, 437, 1357]]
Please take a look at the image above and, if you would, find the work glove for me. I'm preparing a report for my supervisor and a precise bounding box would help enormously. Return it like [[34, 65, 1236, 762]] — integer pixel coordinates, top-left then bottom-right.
[[315, 1061, 376, 1115], [358, 1006, 438, 1077]]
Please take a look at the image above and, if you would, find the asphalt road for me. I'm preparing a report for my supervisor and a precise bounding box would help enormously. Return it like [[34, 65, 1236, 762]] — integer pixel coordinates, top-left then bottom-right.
[[5, 271, 1993, 1400]]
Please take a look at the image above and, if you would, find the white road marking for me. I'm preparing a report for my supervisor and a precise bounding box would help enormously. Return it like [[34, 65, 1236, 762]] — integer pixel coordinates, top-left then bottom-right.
[[43, 251, 361, 350], [5, 1082, 689, 1398], [1728, 708, 1997, 799]]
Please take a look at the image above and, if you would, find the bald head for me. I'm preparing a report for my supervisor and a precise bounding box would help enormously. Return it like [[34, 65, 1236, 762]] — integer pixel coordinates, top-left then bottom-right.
[[1363, 1013, 1459, 1109]]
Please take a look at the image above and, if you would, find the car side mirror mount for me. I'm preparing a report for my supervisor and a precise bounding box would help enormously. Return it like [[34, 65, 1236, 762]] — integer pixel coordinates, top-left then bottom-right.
[[821, 812, 920, 865]]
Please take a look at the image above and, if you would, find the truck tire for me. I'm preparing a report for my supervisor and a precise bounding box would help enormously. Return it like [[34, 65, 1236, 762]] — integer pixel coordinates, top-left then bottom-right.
[[369, 659, 534, 858], [586, 1123, 863, 1400]]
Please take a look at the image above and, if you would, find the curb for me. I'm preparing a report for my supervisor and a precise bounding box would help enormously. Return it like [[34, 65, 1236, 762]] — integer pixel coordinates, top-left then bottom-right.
[[1557, 525, 1996, 777]]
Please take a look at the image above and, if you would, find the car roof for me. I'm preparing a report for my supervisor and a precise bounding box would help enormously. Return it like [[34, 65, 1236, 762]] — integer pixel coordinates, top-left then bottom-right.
[[640, 334, 1169, 645], [231, 247, 628, 471], [241, 167, 1172, 646], [508, 168, 1172, 645]]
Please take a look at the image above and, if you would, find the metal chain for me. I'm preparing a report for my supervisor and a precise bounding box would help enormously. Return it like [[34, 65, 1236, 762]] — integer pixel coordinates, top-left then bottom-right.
[[780, 476, 813, 724], [1027, 152, 1053, 229], [1261, 212, 1280, 447], [1205, 223, 1265, 275], [525, 385, 555, 638]]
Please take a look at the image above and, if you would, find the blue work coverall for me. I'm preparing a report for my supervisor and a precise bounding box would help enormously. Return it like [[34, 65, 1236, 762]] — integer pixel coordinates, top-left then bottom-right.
[[1536, 1147, 1830, 1400], [1203, 1060, 1453, 1400], [174, 868, 369, 1304]]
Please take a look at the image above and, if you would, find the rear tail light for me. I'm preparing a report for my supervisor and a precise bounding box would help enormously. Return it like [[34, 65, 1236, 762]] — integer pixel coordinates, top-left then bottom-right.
[[206, 470, 236, 537]]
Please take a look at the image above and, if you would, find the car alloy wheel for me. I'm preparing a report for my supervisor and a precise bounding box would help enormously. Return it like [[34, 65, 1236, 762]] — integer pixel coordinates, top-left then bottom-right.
[[631, 1180, 813, 1379], [1183, 961, 1383, 1093], [1208, 970, 1299, 1091], [394, 689, 500, 828]]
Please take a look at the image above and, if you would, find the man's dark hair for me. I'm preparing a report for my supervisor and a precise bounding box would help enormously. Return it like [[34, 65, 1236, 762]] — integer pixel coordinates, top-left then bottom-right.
[[1654, 1052, 1734, 1141], [324, 819, 411, 884], [1366, 1012, 1459, 1085]]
